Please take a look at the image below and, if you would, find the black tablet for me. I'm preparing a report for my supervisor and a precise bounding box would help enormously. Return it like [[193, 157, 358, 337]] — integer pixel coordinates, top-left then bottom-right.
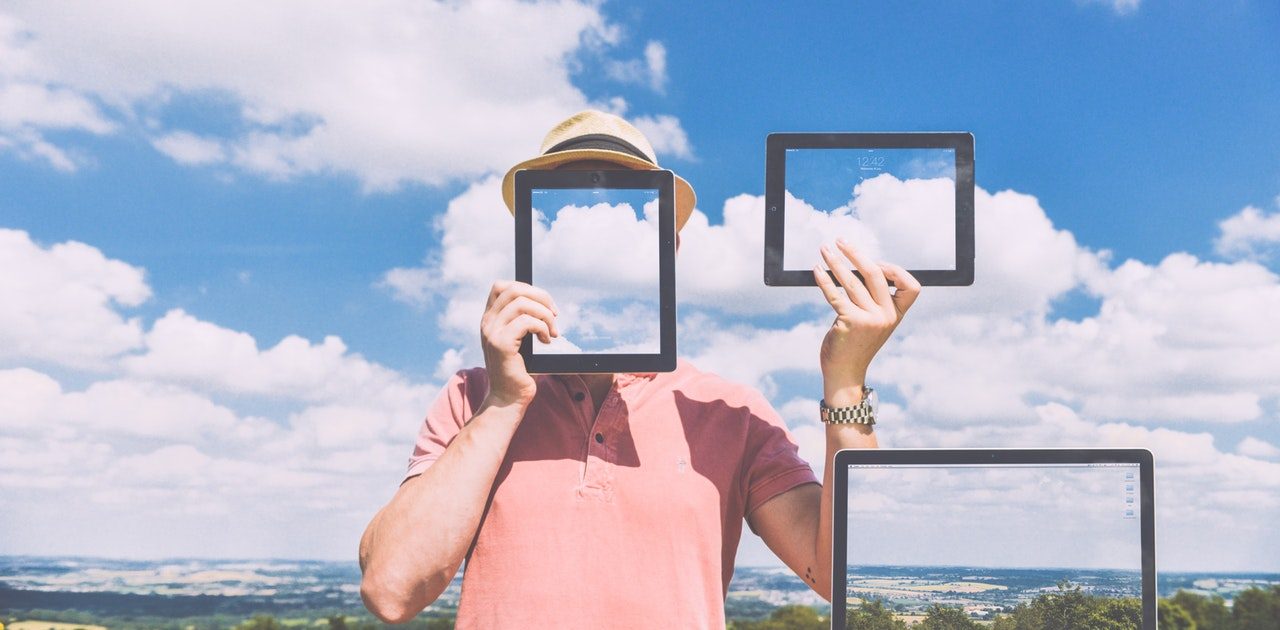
[[832, 448, 1156, 630], [513, 169, 676, 374], [764, 132, 975, 287]]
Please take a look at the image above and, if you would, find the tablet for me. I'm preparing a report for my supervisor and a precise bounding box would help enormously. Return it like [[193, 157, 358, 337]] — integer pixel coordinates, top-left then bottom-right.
[[513, 169, 677, 374], [764, 132, 975, 287], [832, 448, 1156, 630]]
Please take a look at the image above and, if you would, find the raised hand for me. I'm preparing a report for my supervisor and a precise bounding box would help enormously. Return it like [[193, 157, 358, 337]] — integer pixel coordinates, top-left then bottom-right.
[[479, 280, 560, 409], [811, 238, 921, 406]]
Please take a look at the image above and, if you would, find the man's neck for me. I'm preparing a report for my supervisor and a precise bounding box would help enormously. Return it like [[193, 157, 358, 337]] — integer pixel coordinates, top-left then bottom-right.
[[579, 373, 615, 417]]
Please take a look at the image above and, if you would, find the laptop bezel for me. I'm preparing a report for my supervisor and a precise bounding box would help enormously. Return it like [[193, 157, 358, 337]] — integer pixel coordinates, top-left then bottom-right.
[[831, 448, 1155, 630]]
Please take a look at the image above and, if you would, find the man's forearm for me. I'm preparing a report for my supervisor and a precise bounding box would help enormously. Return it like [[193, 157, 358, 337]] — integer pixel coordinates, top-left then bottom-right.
[[815, 383, 878, 600], [359, 400, 525, 623]]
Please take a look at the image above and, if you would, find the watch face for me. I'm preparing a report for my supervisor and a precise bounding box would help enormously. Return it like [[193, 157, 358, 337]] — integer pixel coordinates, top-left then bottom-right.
[[866, 388, 879, 414]]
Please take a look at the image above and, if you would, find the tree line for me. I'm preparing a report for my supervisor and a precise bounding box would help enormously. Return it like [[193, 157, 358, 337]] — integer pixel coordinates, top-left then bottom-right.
[[727, 582, 1280, 630]]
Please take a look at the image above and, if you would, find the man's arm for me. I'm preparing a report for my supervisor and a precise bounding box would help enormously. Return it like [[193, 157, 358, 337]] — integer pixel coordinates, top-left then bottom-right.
[[359, 281, 558, 624], [749, 240, 919, 601], [359, 399, 524, 623], [747, 408, 876, 600]]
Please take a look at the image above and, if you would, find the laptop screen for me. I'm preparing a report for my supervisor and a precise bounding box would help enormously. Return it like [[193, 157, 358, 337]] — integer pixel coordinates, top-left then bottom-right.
[[845, 462, 1143, 627]]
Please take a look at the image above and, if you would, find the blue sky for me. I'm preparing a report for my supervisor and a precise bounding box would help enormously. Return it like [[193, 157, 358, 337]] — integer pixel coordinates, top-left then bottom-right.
[[5, 1, 1278, 380], [1, 1, 1279, 572]]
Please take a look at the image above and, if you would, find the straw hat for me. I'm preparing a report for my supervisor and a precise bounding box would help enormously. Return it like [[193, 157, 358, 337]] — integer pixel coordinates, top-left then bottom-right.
[[501, 110, 697, 232]]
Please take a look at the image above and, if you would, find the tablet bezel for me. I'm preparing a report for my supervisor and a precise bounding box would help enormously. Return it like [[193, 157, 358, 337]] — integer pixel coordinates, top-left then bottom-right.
[[513, 168, 677, 374], [764, 132, 975, 287], [831, 448, 1156, 630]]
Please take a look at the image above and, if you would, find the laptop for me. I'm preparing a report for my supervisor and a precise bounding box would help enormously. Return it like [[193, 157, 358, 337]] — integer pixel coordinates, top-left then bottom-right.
[[832, 448, 1155, 630]]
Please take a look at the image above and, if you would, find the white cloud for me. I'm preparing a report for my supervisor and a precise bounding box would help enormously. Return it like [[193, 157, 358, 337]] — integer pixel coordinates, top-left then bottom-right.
[[377, 266, 434, 308], [151, 131, 226, 165], [645, 41, 668, 92], [1214, 201, 1280, 261], [123, 309, 429, 407], [0, 228, 439, 557], [0, 228, 150, 368], [676, 194, 819, 314], [0, 2, 689, 189], [385, 176, 1279, 428], [605, 40, 668, 93], [1081, 0, 1140, 15], [632, 113, 693, 160], [1, 341, 432, 558], [1237, 436, 1280, 460], [380, 179, 821, 321], [783, 175, 955, 270], [0, 19, 116, 172]]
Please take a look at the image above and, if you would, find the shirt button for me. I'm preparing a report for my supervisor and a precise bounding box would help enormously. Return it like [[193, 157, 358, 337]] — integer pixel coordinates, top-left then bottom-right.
[[573, 392, 586, 402], [594, 432, 604, 444]]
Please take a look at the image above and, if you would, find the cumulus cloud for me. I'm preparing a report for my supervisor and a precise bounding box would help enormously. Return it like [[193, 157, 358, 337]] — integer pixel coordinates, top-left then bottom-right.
[[783, 175, 956, 271], [1214, 200, 1280, 261], [846, 462, 1143, 570], [123, 309, 426, 406], [380, 178, 824, 320], [632, 113, 694, 160], [0, 229, 150, 368], [0, 2, 690, 189], [0, 230, 434, 558], [1237, 436, 1280, 460], [383, 177, 1279, 425], [605, 40, 668, 93]]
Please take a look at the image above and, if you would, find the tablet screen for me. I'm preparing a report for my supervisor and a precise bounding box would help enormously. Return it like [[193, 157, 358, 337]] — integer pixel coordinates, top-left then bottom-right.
[[528, 187, 662, 355], [784, 147, 956, 271], [764, 133, 974, 287]]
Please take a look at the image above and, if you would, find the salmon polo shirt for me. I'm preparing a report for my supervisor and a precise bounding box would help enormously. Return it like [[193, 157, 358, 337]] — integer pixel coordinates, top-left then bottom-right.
[[402, 358, 818, 629]]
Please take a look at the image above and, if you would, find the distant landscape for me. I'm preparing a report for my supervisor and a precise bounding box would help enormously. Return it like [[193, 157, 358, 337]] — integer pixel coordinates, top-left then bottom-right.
[[844, 565, 1142, 621], [2, 556, 1278, 629]]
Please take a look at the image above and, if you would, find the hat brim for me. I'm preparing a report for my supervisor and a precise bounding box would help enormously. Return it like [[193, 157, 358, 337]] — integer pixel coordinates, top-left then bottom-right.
[[501, 148, 697, 232]]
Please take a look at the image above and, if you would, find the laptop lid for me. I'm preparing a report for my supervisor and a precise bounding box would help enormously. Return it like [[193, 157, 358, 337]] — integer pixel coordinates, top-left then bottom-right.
[[832, 448, 1155, 630]]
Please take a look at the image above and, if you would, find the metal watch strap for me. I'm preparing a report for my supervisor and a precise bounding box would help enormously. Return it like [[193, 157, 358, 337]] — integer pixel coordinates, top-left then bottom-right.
[[819, 387, 876, 425]]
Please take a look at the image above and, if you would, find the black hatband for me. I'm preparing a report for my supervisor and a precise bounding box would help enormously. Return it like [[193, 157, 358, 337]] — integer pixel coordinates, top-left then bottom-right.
[[543, 133, 653, 165]]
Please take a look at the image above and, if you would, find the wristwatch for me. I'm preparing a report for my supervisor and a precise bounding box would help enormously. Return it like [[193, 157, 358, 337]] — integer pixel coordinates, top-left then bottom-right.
[[819, 386, 877, 426]]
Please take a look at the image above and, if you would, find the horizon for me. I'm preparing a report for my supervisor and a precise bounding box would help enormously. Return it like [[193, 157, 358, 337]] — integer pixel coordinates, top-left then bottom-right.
[[4, 554, 1279, 577]]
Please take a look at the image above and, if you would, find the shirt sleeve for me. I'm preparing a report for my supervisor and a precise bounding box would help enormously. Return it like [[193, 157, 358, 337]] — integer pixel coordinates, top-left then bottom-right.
[[739, 389, 819, 522], [402, 367, 486, 484]]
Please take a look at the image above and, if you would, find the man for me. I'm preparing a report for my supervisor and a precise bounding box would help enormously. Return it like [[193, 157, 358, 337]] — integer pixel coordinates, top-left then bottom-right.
[[358, 110, 921, 628]]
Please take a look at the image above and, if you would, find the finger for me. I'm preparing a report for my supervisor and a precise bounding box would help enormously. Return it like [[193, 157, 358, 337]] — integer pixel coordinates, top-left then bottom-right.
[[820, 244, 875, 312], [490, 282, 559, 319], [880, 262, 922, 316], [487, 280, 513, 308], [503, 313, 551, 346], [835, 238, 893, 313], [812, 265, 857, 317], [495, 295, 558, 338]]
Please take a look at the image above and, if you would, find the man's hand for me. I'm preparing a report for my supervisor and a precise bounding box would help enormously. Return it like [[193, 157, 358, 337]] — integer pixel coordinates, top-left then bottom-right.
[[811, 238, 921, 406], [480, 280, 559, 409]]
